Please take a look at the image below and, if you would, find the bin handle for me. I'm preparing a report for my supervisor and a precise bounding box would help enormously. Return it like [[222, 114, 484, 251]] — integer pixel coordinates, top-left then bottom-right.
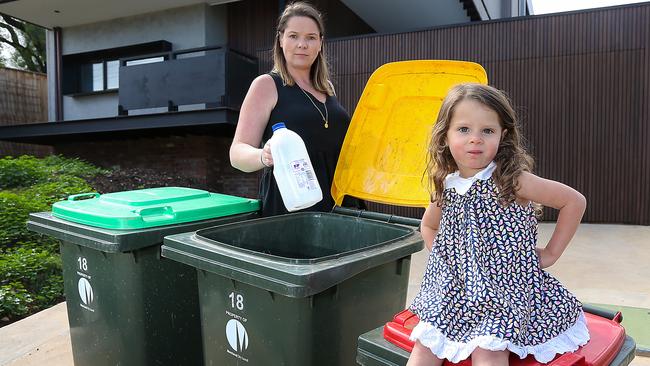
[[136, 206, 176, 223], [67, 193, 100, 201], [332, 206, 422, 228]]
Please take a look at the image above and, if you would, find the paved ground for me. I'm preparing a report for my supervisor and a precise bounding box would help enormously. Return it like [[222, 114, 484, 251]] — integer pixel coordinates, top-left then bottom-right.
[[1, 223, 649, 365]]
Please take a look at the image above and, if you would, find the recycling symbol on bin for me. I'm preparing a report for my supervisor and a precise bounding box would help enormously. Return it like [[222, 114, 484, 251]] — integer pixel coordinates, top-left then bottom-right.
[[226, 319, 249, 352], [78, 278, 94, 305]]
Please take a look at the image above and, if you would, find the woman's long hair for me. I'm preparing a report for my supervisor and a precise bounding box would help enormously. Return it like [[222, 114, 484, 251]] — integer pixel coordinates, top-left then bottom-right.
[[271, 2, 334, 96], [426, 83, 535, 207]]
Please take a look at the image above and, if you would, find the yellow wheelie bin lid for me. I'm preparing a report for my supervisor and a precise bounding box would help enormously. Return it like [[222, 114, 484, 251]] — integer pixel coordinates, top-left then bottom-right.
[[332, 60, 488, 208]]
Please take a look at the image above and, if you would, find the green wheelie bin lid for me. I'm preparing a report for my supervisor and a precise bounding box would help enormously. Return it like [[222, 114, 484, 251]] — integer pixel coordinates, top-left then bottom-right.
[[51, 187, 259, 230]]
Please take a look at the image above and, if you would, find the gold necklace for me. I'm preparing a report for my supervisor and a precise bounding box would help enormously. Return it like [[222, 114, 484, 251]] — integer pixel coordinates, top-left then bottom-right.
[[298, 86, 329, 128]]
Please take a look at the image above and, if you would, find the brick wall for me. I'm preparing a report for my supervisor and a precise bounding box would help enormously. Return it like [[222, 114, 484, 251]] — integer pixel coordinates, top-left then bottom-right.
[[54, 134, 260, 198]]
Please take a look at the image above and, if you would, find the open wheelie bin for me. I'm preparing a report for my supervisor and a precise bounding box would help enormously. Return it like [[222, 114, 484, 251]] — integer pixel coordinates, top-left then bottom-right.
[[26, 187, 259, 366], [160, 60, 488, 365]]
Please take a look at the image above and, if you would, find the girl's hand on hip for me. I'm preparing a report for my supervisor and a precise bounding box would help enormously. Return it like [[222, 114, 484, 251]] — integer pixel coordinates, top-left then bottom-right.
[[536, 247, 558, 269]]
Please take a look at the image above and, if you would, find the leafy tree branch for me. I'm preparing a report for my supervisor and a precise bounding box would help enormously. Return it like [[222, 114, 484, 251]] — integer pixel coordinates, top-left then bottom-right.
[[0, 13, 46, 72]]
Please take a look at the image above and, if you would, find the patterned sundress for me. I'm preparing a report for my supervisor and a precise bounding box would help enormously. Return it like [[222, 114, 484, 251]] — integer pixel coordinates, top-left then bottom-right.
[[409, 162, 590, 363]]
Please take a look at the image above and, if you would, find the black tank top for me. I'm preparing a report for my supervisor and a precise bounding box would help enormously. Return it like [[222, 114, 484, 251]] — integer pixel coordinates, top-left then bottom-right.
[[259, 73, 352, 217]]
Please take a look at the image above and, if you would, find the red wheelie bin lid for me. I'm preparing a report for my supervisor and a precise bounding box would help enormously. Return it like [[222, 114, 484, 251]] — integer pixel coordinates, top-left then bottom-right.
[[383, 308, 626, 366]]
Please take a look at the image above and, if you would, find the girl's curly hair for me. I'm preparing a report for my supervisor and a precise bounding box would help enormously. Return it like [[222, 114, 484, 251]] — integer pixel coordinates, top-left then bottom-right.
[[426, 83, 535, 207]]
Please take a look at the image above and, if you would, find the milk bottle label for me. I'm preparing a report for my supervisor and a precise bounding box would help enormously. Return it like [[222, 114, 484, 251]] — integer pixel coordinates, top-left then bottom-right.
[[290, 159, 319, 190]]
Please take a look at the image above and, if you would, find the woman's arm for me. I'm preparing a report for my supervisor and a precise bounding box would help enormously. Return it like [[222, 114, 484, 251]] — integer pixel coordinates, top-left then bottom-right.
[[421, 202, 442, 251], [516, 172, 587, 268], [229, 74, 278, 172]]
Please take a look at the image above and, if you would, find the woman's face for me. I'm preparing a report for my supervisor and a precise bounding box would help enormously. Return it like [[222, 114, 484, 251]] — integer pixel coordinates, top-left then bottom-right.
[[279, 16, 322, 72]]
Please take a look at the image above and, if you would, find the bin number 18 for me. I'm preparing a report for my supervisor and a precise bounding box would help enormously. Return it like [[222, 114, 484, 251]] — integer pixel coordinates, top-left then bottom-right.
[[77, 257, 88, 271], [229, 292, 244, 311]]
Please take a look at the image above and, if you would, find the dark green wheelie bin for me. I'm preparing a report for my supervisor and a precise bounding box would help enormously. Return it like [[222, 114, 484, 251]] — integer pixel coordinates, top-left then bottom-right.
[[26, 187, 259, 366], [161, 211, 423, 366]]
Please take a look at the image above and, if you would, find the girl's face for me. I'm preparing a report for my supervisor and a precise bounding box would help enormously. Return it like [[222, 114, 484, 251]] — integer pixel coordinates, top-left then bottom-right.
[[279, 16, 322, 72], [446, 99, 506, 178]]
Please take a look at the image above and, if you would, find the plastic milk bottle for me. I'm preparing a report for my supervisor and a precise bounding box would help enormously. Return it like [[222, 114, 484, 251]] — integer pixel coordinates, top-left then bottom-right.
[[269, 122, 323, 211]]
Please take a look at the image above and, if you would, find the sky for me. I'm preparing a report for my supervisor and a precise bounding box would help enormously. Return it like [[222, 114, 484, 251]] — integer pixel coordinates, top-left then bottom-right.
[[1, 0, 648, 67]]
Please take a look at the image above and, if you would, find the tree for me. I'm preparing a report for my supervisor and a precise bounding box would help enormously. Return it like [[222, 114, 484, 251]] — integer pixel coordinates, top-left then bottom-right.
[[0, 14, 46, 73]]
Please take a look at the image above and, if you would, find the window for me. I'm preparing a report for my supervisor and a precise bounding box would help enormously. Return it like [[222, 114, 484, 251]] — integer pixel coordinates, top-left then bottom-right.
[[91, 63, 103, 91], [78, 60, 118, 92], [125, 56, 165, 66], [106, 60, 120, 89], [62, 40, 171, 95]]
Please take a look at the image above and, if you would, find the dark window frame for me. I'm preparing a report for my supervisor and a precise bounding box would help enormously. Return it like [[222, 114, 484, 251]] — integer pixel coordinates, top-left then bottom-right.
[[62, 40, 172, 96]]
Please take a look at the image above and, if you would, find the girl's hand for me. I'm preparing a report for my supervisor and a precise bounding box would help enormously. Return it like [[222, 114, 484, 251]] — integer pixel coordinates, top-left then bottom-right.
[[517, 172, 586, 266], [261, 141, 274, 167], [536, 247, 558, 269], [420, 202, 442, 251]]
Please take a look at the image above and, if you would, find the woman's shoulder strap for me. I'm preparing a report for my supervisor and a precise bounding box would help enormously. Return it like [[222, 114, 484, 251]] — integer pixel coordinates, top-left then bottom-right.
[[268, 72, 284, 88]]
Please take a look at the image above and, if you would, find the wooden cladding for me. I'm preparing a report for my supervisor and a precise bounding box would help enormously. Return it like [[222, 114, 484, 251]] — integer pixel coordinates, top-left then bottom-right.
[[0, 67, 51, 157], [250, 3, 650, 225], [0, 68, 47, 124]]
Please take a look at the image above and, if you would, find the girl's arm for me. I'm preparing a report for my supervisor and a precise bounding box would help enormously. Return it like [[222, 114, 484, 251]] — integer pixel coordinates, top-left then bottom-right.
[[421, 202, 442, 251], [229, 74, 278, 172], [516, 172, 587, 268]]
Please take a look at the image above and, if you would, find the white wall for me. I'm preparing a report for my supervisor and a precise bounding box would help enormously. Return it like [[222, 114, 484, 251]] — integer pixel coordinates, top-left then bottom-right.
[[62, 4, 207, 55], [55, 3, 228, 120]]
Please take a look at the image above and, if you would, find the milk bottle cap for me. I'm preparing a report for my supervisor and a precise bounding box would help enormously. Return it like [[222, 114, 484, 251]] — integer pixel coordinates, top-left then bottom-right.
[[272, 122, 286, 131]]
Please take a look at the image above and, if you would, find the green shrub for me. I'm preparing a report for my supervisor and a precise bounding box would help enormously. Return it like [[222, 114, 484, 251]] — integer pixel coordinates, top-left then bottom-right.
[[22, 175, 95, 208], [0, 282, 33, 318], [0, 158, 98, 249], [0, 155, 107, 191], [0, 247, 64, 321], [16, 238, 61, 255], [0, 191, 47, 248], [0, 156, 48, 189], [0, 155, 104, 325], [41, 155, 108, 179]]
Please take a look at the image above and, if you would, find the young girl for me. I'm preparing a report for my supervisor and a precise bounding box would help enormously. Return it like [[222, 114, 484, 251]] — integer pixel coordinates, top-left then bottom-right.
[[407, 84, 590, 366]]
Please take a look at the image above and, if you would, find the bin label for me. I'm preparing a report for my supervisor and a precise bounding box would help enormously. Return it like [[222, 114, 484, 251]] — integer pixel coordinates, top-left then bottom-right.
[[229, 291, 245, 311], [77, 257, 88, 271], [76, 256, 95, 312], [225, 291, 249, 362], [77, 277, 95, 312], [226, 318, 249, 362], [226, 319, 249, 352]]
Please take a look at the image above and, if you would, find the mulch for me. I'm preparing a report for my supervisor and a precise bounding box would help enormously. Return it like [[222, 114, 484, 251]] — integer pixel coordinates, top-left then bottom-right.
[[87, 167, 208, 194]]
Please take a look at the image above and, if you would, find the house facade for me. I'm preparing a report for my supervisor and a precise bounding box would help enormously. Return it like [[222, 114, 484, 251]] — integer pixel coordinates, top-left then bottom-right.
[[0, 0, 527, 198], [4, 1, 648, 225]]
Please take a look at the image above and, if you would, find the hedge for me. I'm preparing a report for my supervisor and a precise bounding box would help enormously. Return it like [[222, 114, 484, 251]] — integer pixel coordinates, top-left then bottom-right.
[[0, 155, 106, 325]]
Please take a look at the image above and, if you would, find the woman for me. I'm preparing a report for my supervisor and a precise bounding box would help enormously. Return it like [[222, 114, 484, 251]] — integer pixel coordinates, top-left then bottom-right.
[[230, 2, 360, 216]]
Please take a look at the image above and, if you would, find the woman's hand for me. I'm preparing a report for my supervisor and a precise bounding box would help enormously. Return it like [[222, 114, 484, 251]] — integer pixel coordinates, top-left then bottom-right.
[[261, 141, 274, 167]]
